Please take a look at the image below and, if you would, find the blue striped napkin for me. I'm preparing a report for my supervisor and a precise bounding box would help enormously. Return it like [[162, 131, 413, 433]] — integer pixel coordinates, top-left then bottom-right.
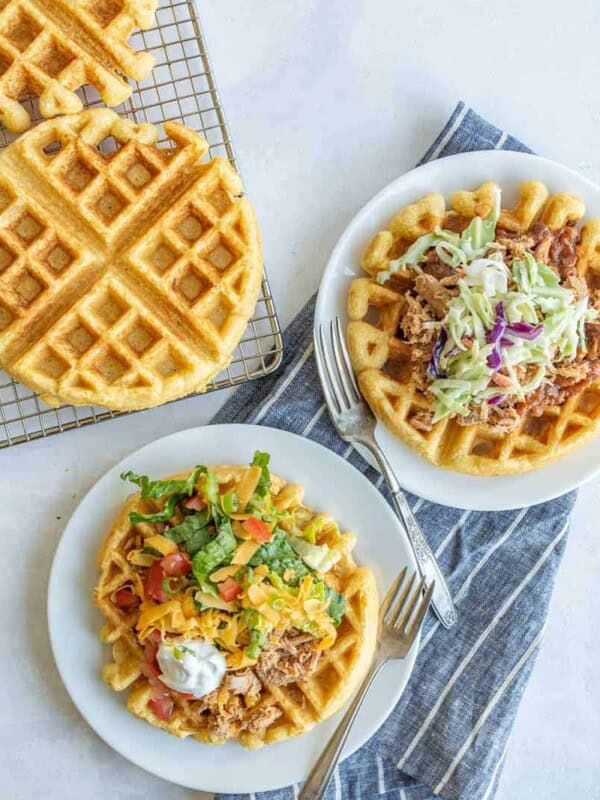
[[214, 102, 576, 800]]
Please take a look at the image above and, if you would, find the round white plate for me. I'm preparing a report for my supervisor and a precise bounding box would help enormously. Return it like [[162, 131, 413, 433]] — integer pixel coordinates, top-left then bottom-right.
[[316, 150, 600, 511], [48, 424, 418, 794]]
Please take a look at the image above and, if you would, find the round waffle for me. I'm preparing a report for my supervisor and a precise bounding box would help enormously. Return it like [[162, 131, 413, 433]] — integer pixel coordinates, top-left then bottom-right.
[[347, 182, 600, 476], [0, 110, 263, 410], [0, 0, 157, 133], [94, 466, 378, 749]]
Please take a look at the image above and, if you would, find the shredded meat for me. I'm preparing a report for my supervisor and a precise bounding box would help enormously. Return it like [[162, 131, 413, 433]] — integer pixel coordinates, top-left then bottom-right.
[[241, 704, 283, 735], [255, 631, 321, 687], [421, 249, 455, 281], [517, 360, 600, 417], [585, 323, 600, 359], [443, 213, 471, 234], [414, 273, 454, 318], [399, 294, 436, 344], [408, 344, 433, 390], [409, 409, 434, 432], [195, 689, 246, 739], [555, 362, 594, 386], [457, 403, 521, 434], [193, 669, 281, 740], [529, 222, 552, 245], [550, 222, 580, 277], [223, 669, 262, 698], [496, 232, 537, 260]]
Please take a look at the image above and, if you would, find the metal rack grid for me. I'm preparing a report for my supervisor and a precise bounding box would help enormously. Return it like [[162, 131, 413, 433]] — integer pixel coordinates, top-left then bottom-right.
[[0, 0, 283, 449]]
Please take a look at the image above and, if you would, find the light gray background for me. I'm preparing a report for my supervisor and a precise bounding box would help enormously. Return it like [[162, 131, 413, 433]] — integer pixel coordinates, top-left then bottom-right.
[[2, 1, 599, 798]]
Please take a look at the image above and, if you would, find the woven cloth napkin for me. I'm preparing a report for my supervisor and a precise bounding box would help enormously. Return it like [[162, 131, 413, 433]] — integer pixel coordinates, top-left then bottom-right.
[[214, 102, 576, 800]]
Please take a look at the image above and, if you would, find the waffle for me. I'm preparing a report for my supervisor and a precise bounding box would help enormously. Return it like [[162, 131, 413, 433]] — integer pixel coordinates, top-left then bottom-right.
[[0, 0, 157, 133], [0, 109, 263, 410], [94, 466, 379, 748], [348, 181, 600, 476]]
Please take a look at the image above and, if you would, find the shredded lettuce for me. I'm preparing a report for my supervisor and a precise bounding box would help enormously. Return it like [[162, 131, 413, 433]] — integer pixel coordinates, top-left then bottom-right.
[[165, 512, 211, 556], [122, 465, 203, 523], [191, 525, 237, 591], [251, 451, 271, 499], [121, 465, 203, 501]]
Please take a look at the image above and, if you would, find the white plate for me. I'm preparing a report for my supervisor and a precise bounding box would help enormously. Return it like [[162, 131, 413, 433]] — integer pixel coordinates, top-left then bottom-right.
[[48, 424, 418, 794], [316, 150, 600, 511]]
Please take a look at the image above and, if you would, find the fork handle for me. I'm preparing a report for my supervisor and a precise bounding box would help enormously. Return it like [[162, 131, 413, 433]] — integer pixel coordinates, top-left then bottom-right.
[[362, 440, 458, 629], [298, 660, 385, 800]]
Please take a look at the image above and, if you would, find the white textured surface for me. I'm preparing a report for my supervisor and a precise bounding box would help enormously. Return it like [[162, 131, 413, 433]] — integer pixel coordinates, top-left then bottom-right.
[[1, 0, 599, 798]]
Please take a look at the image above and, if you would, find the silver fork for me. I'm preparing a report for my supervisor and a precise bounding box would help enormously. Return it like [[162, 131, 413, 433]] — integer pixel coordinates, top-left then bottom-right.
[[299, 569, 434, 800], [314, 317, 457, 629]]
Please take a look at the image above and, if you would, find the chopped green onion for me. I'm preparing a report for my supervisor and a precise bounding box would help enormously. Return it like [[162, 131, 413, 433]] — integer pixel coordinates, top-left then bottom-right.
[[301, 516, 324, 544], [236, 565, 254, 589], [242, 608, 260, 629], [162, 576, 186, 595], [268, 596, 285, 612], [268, 572, 285, 591], [173, 644, 195, 660], [249, 629, 266, 646], [311, 581, 326, 602], [245, 643, 261, 659], [220, 491, 238, 515]]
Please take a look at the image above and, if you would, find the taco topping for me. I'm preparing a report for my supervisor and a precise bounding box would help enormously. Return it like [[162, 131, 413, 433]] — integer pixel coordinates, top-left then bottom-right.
[[114, 452, 348, 736]]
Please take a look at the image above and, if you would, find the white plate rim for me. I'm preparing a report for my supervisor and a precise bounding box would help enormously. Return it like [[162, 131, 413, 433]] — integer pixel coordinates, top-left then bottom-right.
[[47, 423, 419, 793], [315, 150, 600, 510]]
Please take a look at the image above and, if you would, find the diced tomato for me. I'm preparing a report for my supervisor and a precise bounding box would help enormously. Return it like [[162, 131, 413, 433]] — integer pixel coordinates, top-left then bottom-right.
[[145, 560, 168, 602], [184, 494, 205, 511], [143, 630, 162, 670], [241, 516, 272, 543], [218, 577, 242, 602], [175, 691, 196, 700], [149, 695, 174, 721], [140, 660, 160, 680], [112, 585, 139, 612], [161, 551, 191, 577]]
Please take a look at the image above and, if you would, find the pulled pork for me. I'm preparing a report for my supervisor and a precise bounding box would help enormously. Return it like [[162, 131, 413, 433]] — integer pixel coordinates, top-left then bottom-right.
[[255, 631, 321, 687], [400, 294, 436, 345], [194, 667, 283, 740], [243, 704, 283, 735], [516, 359, 600, 417], [414, 273, 455, 319], [223, 668, 262, 699]]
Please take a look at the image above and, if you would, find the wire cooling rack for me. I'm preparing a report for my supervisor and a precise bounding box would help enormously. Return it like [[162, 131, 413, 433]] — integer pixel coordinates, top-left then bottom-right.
[[0, 0, 283, 449]]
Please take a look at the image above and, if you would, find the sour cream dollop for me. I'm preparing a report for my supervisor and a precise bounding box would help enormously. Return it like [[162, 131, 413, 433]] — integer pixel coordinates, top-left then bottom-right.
[[157, 639, 226, 698]]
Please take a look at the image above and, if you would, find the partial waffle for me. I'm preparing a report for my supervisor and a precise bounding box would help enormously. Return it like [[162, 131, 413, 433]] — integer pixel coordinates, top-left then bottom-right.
[[0, 109, 263, 410], [348, 183, 600, 475], [95, 466, 378, 749], [0, 0, 157, 133]]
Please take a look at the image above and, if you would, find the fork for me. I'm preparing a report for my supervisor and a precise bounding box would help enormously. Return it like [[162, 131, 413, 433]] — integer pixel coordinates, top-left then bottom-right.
[[314, 317, 457, 629], [298, 569, 434, 800]]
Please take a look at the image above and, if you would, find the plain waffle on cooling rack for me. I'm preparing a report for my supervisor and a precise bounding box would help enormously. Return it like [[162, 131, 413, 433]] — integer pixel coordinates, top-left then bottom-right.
[[0, 0, 157, 133], [0, 109, 263, 410]]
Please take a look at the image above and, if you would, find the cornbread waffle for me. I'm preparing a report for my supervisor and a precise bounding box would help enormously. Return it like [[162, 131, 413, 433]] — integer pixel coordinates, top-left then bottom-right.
[[0, 0, 157, 133], [348, 181, 600, 476], [0, 109, 263, 410], [95, 466, 378, 748]]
